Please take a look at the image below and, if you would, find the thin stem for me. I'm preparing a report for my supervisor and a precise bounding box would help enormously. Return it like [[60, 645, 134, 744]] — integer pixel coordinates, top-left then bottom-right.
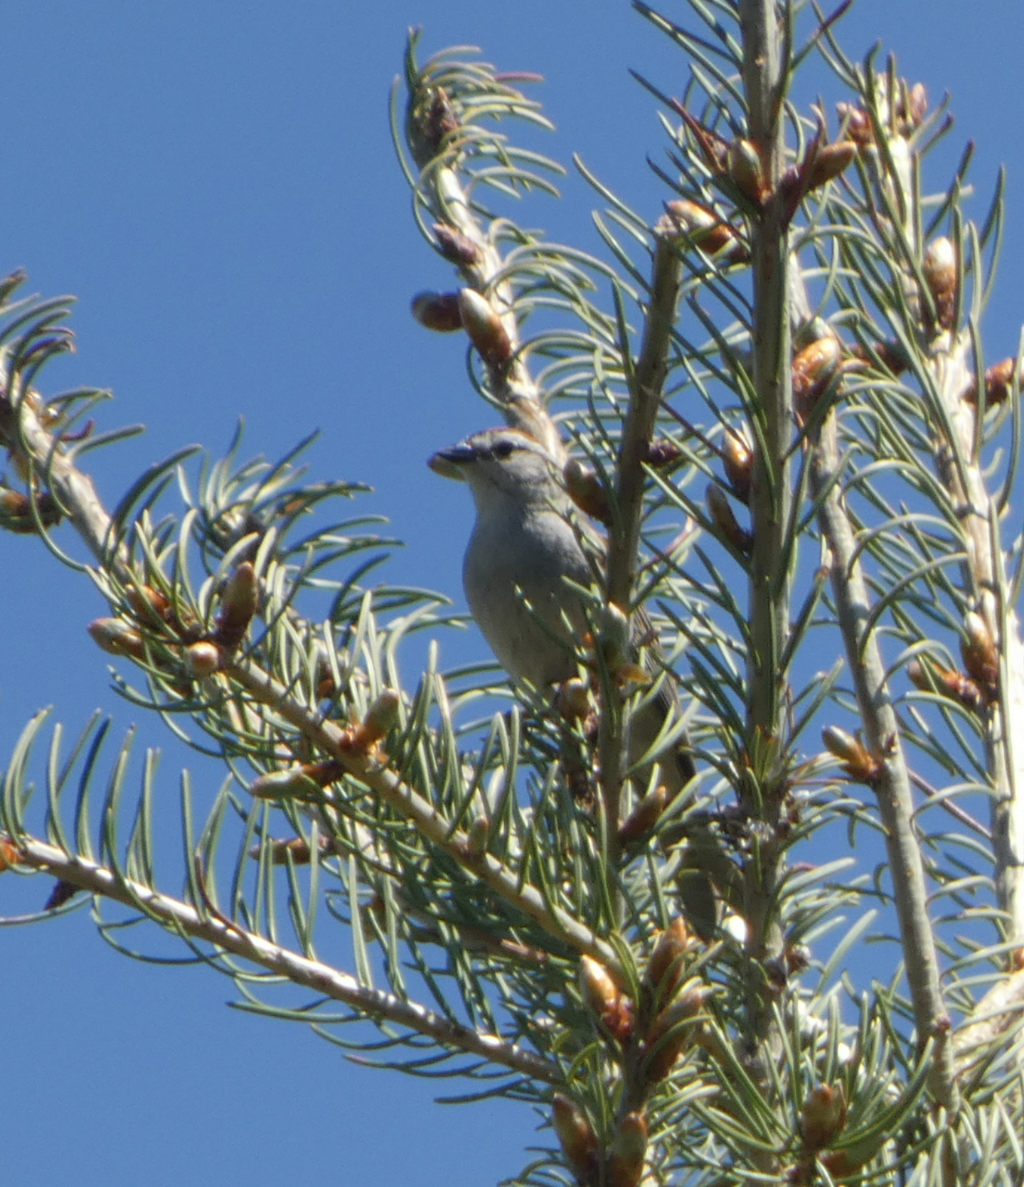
[[810, 408, 958, 1110], [10, 834, 561, 1085]]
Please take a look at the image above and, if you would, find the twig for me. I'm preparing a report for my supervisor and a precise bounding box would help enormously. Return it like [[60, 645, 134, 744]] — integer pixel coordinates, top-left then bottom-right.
[[10, 835, 561, 1085]]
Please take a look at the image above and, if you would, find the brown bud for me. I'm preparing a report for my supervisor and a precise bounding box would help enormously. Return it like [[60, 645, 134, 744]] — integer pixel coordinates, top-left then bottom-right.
[[849, 339, 911, 376], [349, 689, 401, 750], [644, 438, 684, 468], [965, 357, 1019, 408], [728, 138, 768, 204], [126, 584, 172, 624], [961, 612, 999, 699], [0, 836, 21, 872], [642, 981, 706, 1083], [432, 223, 481, 267], [900, 82, 928, 129], [250, 836, 322, 865], [607, 1111, 648, 1187], [250, 760, 344, 801], [184, 640, 223, 678], [551, 1095, 599, 1180], [804, 141, 857, 191], [721, 428, 753, 503], [661, 199, 745, 259], [564, 458, 611, 525], [213, 561, 258, 650], [618, 785, 667, 846], [580, 955, 634, 1043], [646, 916, 695, 1001], [800, 1083, 847, 1151], [89, 617, 146, 661], [465, 815, 490, 858], [922, 237, 957, 331], [411, 291, 464, 333], [793, 335, 842, 420], [580, 954, 620, 1018], [457, 288, 514, 368], [415, 86, 460, 158], [821, 725, 882, 786], [706, 483, 751, 554], [596, 603, 632, 675], [907, 658, 984, 713], [556, 677, 592, 723], [836, 102, 873, 146], [0, 487, 61, 533]]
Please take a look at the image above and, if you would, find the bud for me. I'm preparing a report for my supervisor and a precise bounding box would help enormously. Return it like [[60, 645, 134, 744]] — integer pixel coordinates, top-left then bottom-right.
[[607, 1112, 648, 1187], [213, 561, 258, 650], [88, 617, 146, 661], [660, 199, 745, 259], [907, 658, 984, 713], [126, 583, 172, 623], [411, 290, 464, 333], [409, 86, 460, 166], [706, 483, 751, 554], [250, 836, 321, 865], [465, 815, 490, 858], [432, 223, 481, 267], [922, 237, 957, 331], [899, 81, 928, 130], [965, 358, 1019, 408], [0, 836, 20, 872], [618, 785, 666, 846], [250, 768, 322, 801], [642, 981, 706, 1083], [836, 102, 873, 146], [596, 602, 632, 674], [551, 1095, 599, 1181], [580, 954, 620, 1018], [350, 688, 402, 750], [849, 339, 911, 376], [799, 1082, 847, 1151], [961, 611, 999, 699], [721, 429, 753, 503], [184, 640, 223, 678], [457, 288, 514, 368], [646, 916, 695, 1001], [580, 955, 634, 1043], [727, 137, 767, 204], [564, 458, 611, 525], [556, 676, 592, 723], [792, 335, 842, 421], [644, 438, 684, 468], [804, 141, 857, 191], [821, 725, 881, 785]]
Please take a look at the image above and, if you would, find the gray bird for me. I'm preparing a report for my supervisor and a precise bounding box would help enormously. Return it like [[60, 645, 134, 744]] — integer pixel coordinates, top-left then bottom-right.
[[429, 426, 695, 804]]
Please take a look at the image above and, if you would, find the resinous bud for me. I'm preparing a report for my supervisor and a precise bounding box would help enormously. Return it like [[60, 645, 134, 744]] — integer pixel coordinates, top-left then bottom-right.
[[607, 1112, 648, 1187], [457, 288, 513, 367], [88, 617, 146, 661], [185, 640, 223, 677], [551, 1095, 598, 1180], [214, 561, 258, 650], [563, 458, 611, 524], [411, 291, 463, 333], [799, 1083, 848, 1151]]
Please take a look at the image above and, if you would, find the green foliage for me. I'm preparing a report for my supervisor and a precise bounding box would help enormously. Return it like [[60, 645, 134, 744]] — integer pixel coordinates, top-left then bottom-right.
[[3, 1, 1024, 1184]]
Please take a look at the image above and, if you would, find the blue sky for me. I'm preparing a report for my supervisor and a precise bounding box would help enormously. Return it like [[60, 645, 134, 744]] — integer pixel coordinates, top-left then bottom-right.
[[1, 3, 1022, 1185]]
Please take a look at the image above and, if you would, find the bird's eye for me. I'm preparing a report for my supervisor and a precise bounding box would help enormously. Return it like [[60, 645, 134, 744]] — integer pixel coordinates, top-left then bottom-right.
[[490, 440, 515, 459]]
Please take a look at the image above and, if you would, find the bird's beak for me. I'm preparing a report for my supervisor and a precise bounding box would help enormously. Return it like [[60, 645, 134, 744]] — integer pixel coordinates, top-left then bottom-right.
[[427, 442, 475, 481]]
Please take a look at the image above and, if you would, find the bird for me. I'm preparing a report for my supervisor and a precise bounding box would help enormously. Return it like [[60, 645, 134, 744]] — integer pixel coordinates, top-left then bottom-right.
[[428, 426, 695, 805]]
